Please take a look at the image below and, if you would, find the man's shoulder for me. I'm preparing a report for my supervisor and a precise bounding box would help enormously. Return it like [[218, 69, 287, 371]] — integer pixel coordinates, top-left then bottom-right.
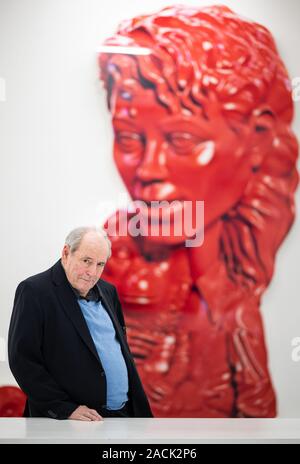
[[17, 263, 56, 293]]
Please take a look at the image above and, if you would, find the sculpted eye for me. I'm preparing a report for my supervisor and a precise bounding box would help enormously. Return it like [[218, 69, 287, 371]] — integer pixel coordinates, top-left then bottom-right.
[[166, 132, 203, 154], [116, 131, 144, 152]]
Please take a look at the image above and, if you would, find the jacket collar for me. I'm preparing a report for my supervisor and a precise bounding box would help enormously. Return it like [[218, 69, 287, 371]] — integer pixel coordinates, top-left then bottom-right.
[[51, 260, 129, 365], [51, 260, 102, 364]]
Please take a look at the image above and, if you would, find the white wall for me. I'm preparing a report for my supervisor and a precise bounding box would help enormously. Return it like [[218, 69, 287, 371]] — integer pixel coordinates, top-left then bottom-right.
[[0, 0, 299, 417]]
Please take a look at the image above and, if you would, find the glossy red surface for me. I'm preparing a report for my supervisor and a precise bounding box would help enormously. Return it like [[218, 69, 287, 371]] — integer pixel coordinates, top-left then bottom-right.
[[0, 386, 26, 417], [99, 5, 298, 417]]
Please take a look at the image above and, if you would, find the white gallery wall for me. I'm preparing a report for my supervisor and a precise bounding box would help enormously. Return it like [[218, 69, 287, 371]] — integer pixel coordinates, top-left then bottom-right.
[[0, 0, 299, 417]]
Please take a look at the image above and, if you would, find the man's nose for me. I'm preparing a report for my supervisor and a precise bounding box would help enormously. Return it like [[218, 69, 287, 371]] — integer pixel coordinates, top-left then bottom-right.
[[86, 264, 98, 277], [136, 139, 169, 183]]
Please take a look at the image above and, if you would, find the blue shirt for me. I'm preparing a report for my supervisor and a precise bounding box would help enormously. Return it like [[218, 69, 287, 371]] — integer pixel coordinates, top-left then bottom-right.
[[77, 298, 129, 410]]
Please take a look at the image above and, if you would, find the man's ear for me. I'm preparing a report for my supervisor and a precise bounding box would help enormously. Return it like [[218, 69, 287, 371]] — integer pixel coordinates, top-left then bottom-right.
[[61, 245, 70, 261]]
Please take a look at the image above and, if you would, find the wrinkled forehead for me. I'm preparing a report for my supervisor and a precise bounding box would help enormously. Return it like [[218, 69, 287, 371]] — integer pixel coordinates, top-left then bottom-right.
[[75, 233, 108, 259]]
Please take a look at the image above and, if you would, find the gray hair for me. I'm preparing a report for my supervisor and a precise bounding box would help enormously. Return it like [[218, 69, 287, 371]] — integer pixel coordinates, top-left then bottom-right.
[[65, 226, 111, 259]]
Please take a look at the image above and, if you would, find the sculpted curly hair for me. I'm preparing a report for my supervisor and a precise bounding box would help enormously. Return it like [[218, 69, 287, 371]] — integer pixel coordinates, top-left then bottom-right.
[[99, 4, 298, 294]]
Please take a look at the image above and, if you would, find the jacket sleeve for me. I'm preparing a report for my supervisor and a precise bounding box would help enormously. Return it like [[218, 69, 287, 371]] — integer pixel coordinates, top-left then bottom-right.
[[8, 281, 78, 420]]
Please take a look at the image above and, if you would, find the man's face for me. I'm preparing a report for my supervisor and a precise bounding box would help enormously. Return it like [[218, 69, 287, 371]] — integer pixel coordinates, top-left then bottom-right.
[[61, 232, 108, 296], [111, 78, 254, 245]]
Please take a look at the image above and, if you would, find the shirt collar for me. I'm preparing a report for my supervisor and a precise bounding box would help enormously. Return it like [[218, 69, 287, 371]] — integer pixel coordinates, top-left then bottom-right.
[[71, 284, 101, 302]]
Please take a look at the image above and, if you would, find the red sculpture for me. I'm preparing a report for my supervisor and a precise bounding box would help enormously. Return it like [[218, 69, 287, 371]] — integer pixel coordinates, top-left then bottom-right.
[[0, 386, 26, 417], [99, 5, 298, 417]]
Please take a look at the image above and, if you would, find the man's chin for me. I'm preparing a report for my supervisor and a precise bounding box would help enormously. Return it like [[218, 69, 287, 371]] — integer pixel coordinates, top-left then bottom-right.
[[76, 282, 94, 296]]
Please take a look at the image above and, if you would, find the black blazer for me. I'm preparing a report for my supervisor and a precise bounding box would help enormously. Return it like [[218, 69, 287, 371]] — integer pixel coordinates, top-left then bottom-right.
[[8, 260, 153, 419]]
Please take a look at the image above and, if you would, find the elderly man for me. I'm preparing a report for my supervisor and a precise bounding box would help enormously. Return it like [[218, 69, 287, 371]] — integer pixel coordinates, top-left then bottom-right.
[[8, 227, 152, 420]]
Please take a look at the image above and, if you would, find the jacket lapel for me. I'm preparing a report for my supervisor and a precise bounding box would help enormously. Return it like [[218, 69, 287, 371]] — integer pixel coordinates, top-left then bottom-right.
[[51, 260, 102, 366], [97, 283, 130, 355]]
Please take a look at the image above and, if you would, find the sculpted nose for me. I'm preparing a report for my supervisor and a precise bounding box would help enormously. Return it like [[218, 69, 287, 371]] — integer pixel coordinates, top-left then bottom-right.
[[136, 140, 168, 183]]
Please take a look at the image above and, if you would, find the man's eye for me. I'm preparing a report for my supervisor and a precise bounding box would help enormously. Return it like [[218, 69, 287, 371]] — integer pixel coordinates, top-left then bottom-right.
[[167, 132, 202, 154], [116, 131, 144, 152]]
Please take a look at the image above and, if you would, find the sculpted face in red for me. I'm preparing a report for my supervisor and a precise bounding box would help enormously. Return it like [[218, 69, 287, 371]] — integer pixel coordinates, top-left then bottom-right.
[[112, 75, 253, 245], [99, 5, 298, 418]]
